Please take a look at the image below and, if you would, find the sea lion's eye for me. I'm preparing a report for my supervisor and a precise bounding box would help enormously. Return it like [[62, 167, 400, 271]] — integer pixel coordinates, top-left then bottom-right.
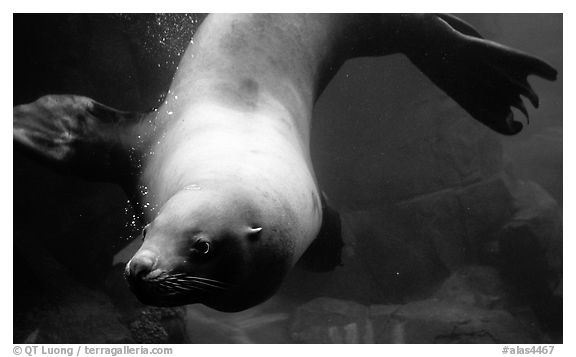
[[141, 226, 148, 241], [194, 240, 211, 255]]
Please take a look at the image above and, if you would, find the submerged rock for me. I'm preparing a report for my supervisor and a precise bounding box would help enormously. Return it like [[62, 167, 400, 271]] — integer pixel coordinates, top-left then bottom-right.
[[395, 174, 515, 270], [433, 265, 508, 309], [129, 307, 188, 344], [184, 299, 293, 343], [495, 180, 563, 339], [20, 288, 132, 344], [291, 298, 376, 343], [500, 180, 562, 275], [291, 297, 546, 343]]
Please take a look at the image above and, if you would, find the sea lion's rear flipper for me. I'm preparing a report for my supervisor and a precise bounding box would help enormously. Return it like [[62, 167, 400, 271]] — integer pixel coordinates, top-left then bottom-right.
[[299, 193, 344, 272], [398, 14, 557, 135], [13, 95, 145, 188]]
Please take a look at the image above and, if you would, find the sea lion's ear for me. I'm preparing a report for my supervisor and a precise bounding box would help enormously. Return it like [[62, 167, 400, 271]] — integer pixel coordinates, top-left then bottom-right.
[[247, 226, 263, 241], [13, 94, 145, 184]]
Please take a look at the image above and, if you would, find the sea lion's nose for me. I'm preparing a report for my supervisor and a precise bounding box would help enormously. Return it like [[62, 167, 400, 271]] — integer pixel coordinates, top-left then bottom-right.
[[125, 250, 157, 280]]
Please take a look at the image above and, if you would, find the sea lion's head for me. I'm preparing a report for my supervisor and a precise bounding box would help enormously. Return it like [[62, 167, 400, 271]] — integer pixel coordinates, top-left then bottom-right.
[[124, 186, 295, 312]]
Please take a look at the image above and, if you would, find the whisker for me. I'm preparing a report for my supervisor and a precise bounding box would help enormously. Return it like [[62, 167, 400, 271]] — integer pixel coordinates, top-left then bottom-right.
[[185, 279, 229, 290], [156, 281, 202, 295], [164, 282, 195, 291], [187, 276, 229, 284], [178, 280, 217, 291], [155, 273, 233, 295], [162, 280, 209, 293], [169, 273, 188, 278], [154, 282, 183, 296], [168, 284, 196, 293], [174, 275, 231, 287]]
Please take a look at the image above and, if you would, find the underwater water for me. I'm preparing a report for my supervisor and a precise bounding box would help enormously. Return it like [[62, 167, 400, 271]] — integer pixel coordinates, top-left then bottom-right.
[[13, 14, 562, 343]]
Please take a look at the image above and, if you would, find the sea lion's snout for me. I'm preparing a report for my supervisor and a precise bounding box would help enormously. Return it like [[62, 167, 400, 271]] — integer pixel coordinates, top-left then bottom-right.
[[124, 248, 209, 307], [125, 250, 157, 280], [124, 250, 170, 305]]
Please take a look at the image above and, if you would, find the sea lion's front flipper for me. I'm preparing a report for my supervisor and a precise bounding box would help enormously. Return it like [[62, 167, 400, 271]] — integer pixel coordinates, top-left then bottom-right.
[[399, 14, 557, 135], [13, 95, 145, 187], [299, 193, 344, 272]]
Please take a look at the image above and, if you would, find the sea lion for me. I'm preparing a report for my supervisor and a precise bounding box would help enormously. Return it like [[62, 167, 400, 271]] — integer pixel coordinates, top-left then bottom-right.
[[13, 14, 557, 312]]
